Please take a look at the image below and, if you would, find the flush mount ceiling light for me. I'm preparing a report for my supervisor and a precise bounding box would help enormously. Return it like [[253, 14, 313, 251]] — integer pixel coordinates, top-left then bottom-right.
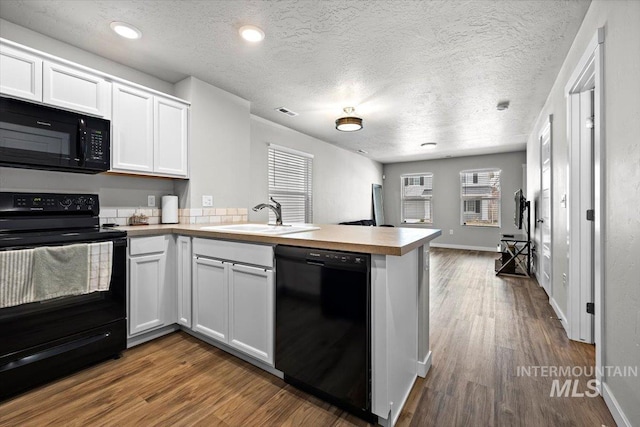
[[239, 25, 265, 42], [335, 107, 363, 132], [421, 142, 437, 148], [110, 22, 142, 40]]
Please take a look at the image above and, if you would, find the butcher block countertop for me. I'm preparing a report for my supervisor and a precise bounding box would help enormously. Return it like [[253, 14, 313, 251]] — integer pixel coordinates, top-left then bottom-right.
[[118, 223, 441, 256]]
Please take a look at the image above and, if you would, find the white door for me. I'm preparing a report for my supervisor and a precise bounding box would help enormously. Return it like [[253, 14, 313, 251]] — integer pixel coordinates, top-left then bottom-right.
[[0, 44, 42, 102], [192, 257, 228, 342], [568, 91, 595, 342], [43, 61, 110, 117], [228, 264, 274, 365], [111, 83, 154, 173], [539, 117, 552, 296], [176, 236, 192, 327], [154, 96, 189, 177], [129, 252, 167, 335]]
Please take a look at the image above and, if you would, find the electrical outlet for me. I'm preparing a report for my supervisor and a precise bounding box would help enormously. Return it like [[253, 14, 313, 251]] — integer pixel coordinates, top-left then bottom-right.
[[449, 229, 454, 235], [147, 195, 155, 207], [202, 195, 213, 207]]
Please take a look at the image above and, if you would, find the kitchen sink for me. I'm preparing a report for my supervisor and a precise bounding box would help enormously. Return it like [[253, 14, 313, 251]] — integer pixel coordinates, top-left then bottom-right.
[[200, 223, 320, 235]]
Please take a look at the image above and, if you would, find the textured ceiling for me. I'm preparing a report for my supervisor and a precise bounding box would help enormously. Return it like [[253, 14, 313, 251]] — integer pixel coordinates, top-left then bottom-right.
[[0, 0, 591, 163]]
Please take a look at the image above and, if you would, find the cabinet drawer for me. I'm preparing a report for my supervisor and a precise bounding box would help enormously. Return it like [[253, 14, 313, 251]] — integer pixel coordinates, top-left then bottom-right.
[[193, 238, 273, 268], [129, 235, 168, 256]]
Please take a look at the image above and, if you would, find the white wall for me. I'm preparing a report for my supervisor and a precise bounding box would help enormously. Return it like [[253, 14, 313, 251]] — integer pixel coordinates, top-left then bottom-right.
[[526, 1, 640, 423], [249, 116, 383, 224], [383, 151, 526, 250], [174, 77, 251, 210]]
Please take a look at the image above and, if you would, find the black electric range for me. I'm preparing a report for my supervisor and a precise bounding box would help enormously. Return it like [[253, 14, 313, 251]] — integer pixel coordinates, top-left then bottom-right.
[[0, 191, 127, 400]]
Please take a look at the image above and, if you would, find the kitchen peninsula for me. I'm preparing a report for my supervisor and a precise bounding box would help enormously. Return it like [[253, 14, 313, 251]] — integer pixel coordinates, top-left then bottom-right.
[[121, 223, 441, 426]]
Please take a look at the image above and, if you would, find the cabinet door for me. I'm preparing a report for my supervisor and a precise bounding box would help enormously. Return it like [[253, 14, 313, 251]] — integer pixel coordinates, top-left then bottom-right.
[[43, 61, 111, 117], [228, 264, 274, 365], [129, 252, 167, 335], [192, 257, 228, 343], [177, 236, 192, 327], [111, 83, 154, 173], [0, 44, 42, 102], [154, 96, 188, 177]]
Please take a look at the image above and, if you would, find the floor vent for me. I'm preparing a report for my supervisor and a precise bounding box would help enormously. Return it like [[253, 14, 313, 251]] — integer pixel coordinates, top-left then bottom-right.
[[275, 107, 298, 117]]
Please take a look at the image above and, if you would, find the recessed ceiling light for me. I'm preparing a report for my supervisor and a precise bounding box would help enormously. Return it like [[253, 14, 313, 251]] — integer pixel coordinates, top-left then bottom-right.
[[421, 142, 437, 148], [239, 25, 265, 42], [110, 22, 142, 39]]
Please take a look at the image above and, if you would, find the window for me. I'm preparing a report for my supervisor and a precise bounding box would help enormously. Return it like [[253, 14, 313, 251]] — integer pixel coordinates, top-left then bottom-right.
[[268, 144, 313, 223], [460, 169, 501, 227], [401, 173, 433, 224]]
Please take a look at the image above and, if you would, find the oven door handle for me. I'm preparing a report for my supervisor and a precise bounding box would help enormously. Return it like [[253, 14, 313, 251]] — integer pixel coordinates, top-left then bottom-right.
[[0, 332, 111, 373]]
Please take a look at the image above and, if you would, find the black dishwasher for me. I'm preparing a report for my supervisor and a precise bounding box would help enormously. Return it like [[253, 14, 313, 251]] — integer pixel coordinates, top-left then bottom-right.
[[275, 245, 373, 421]]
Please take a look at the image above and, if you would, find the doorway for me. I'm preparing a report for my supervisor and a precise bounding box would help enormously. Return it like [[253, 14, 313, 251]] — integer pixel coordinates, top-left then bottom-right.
[[565, 28, 605, 388]]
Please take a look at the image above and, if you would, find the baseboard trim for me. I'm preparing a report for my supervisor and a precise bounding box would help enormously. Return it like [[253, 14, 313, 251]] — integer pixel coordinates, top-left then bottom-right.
[[127, 324, 179, 348], [602, 381, 632, 427], [549, 296, 570, 336], [182, 327, 282, 378], [417, 351, 432, 378], [430, 243, 496, 252]]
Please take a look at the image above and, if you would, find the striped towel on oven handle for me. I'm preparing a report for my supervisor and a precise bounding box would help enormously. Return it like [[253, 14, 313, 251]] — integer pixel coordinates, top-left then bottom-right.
[[88, 241, 113, 292], [0, 248, 35, 309]]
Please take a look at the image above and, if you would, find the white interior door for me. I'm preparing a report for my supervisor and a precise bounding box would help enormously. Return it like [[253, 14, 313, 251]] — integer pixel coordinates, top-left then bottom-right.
[[568, 91, 595, 343], [539, 118, 552, 296]]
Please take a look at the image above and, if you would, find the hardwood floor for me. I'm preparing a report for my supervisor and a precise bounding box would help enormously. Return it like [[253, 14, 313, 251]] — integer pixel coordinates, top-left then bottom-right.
[[0, 248, 615, 426]]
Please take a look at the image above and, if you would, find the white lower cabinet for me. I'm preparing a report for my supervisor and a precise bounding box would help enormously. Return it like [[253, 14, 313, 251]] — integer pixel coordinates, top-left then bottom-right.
[[176, 236, 192, 328], [228, 264, 275, 365], [128, 235, 175, 337], [192, 238, 275, 366], [192, 256, 228, 341]]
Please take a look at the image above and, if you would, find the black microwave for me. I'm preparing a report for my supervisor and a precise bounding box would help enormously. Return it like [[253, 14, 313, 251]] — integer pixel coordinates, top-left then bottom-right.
[[0, 96, 110, 174]]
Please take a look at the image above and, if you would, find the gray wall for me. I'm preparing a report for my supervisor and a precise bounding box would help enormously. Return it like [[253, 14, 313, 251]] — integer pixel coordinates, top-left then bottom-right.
[[526, 1, 640, 422], [250, 117, 383, 224], [174, 77, 251, 209], [0, 167, 174, 207], [383, 151, 526, 250]]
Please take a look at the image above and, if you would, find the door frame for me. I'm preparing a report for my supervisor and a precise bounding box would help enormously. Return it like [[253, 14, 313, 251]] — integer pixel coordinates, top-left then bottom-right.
[[538, 116, 553, 302], [564, 28, 605, 388]]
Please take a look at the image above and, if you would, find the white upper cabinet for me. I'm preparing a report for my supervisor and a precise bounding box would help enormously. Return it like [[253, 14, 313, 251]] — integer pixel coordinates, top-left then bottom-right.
[[42, 61, 111, 118], [111, 83, 155, 173], [154, 96, 189, 177], [111, 83, 189, 178], [0, 39, 190, 179], [0, 44, 42, 102]]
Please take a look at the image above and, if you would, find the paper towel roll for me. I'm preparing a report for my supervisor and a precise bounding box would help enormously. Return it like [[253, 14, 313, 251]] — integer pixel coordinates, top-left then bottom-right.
[[162, 195, 179, 224]]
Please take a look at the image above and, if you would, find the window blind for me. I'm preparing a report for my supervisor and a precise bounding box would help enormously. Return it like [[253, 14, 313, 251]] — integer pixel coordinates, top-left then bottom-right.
[[401, 173, 433, 224], [268, 145, 313, 223], [460, 169, 501, 227]]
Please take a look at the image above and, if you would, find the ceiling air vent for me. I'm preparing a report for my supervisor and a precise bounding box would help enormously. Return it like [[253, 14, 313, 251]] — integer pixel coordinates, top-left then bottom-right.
[[275, 107, 298, 117]]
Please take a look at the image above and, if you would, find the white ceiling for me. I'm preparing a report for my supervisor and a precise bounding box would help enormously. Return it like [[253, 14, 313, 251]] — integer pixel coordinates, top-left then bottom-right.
[[0, 0, 591, 163]]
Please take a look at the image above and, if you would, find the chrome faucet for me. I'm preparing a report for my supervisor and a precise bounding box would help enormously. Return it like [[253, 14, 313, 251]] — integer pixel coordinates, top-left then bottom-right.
[[252, 197, 283, 225]]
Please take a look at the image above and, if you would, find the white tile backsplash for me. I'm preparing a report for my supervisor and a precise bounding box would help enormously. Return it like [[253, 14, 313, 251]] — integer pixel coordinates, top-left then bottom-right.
[[101, 206, 248, 226]]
